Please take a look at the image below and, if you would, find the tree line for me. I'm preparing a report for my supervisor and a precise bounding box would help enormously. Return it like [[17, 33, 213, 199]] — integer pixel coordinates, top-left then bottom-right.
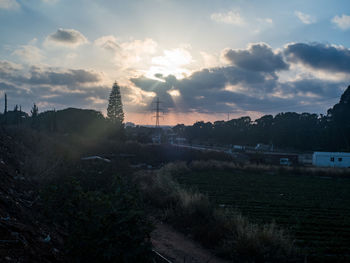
[[0, 82, 125, 138], [2, 82, 349, 152], [173, 85, 350, 152]]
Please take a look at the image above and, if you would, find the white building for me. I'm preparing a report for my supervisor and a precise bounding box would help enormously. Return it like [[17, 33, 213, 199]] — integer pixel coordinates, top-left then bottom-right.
[[312, 152, 350, 168]]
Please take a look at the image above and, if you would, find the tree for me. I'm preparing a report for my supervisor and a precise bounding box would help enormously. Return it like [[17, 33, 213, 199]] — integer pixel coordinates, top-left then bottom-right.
[[31, 103, 39, 117], [327, 85, 350, 150], [31, 103, 39, 129], [107, 82, 124, 126]]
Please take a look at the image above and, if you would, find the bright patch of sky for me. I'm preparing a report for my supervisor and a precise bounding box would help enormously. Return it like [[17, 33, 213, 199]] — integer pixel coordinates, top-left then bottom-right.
[[0, 0, 350, 125]]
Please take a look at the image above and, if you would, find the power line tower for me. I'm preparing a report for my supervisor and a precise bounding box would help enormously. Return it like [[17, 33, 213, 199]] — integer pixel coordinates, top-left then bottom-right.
[[152, 97, 164, 128], [152, 97, 164, 144]]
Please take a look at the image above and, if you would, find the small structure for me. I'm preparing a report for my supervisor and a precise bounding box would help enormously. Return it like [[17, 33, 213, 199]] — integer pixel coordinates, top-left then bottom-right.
[[298, 153, 313, 166], [249, 152, 298, 166], [125, 122, 136, 128], [233, 145, 245, 151], [255, 143, 273, 151], [279, 158, 292, 166], [313, 152, 350, 168], [81, 156, 111, 163]]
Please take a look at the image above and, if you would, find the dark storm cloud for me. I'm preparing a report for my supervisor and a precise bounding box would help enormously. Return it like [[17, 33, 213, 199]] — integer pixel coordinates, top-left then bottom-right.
[[223, 43, 289, 72], [129, 42, 349, 116], [0, 60, 108, 112], [27, 67, 100, 85], [130, 76, 177, 112], [145, 67, 271, 113], [47, 28, 88, 46], [0, 62, 100, 86], [0, 83, 110, 112], [131, 64, 345, 115], [284, 43, 350, 73], [282, 79, 344, 98], [34, 86, 110, 107]]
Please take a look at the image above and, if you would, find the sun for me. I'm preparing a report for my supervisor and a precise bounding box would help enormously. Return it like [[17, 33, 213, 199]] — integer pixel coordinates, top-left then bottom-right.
[[167, 89, 180, 97], [145, 48, 193, 80]]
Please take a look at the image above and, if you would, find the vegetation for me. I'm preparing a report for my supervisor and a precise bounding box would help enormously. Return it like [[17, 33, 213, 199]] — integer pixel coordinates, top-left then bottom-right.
[[174, 85, 350, 152], [133, 163, 298, 262], [107, 81, 124, 127], [41, 164, 153, 262], [1, 84, 350, 262], [173, 160, 350, 262]]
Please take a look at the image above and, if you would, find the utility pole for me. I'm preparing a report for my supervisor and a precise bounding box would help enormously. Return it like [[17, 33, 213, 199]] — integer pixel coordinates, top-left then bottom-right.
[[227, 112, 230, 121], [4, 93, 7, 114]]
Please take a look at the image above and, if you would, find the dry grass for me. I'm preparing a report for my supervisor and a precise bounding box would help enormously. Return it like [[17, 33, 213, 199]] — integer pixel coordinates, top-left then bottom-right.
[[133, 162, 299, 262], [189, 159, 350, 178], [222, 215, 294, 262]]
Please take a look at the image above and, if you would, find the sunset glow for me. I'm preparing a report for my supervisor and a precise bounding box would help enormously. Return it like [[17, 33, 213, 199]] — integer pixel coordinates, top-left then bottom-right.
[[0, 0, 349, 125]]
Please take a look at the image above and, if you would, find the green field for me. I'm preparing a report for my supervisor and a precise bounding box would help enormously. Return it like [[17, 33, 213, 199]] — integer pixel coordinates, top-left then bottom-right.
[[175, 170, 350, 262]]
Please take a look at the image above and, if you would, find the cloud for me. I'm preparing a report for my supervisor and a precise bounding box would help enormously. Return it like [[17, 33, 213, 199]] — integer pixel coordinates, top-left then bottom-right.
[[210, 10, 244, 25], [0, 60, 108, 112], [0, 60, 22, 75], [12, 45, 45, 63], [200, 51, 220, 68], [146, 48, 193, 79], [1, 39, 348, 120], [46, 28, 88, 47], [94, 35, 120, 52], [129, 42, 349, 116], [26, 67, 100, 86], [130, 63, 345, 116], [0, 0, 19, 9], [95, 36, 157, 56], [41, 0, 58, 3], [152, 48, 192, 66], [284, 43, 350, 73], [94, 36, 158, 71], [222, 43, 289, 73], [332, 14, 350, 30], [295, 11, 316, 24], [120, 38, 157, 55]]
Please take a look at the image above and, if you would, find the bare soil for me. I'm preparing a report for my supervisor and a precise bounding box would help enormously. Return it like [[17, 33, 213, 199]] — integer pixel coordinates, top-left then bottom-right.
[[151, 221, 230, 263]]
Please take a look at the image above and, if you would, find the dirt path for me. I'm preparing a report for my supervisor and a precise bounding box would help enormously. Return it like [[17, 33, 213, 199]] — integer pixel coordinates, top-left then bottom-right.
[[151, 222, 230, 263]]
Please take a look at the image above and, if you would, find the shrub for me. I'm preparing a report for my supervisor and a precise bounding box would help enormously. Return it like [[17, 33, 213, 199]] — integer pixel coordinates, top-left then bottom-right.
[[41, 169, 153, 262]]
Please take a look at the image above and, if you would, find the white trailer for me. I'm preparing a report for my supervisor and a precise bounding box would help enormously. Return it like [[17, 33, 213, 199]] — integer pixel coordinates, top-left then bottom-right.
[[312, 152, 350, 168]]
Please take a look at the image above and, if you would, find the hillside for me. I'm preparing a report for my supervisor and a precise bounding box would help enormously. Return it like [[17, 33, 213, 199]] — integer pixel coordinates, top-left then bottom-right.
[[0, 128, 64, 262]]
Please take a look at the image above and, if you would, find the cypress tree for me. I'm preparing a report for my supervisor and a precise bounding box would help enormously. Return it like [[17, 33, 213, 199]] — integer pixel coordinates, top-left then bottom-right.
[[31, 103, 39, 129], [31, 103, 39, 118], [107, 82, 124, 126]]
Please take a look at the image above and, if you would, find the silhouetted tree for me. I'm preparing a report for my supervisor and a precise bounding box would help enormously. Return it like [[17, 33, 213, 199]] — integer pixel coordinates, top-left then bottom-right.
[[4, 93, 7, 114], [171, 86, 350, 152], [327, 85, 350, 150], [31, 103, 39, 128], [31, 103, 39, 117], [107, 82, 124, 127]]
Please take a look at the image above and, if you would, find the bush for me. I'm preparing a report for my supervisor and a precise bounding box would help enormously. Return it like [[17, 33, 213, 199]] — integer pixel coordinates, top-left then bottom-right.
[[41, 168, 153, 262]]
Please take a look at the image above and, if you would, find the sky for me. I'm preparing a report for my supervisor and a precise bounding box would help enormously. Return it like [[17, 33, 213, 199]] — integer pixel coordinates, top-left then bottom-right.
[[0, 0, 350, 125]]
